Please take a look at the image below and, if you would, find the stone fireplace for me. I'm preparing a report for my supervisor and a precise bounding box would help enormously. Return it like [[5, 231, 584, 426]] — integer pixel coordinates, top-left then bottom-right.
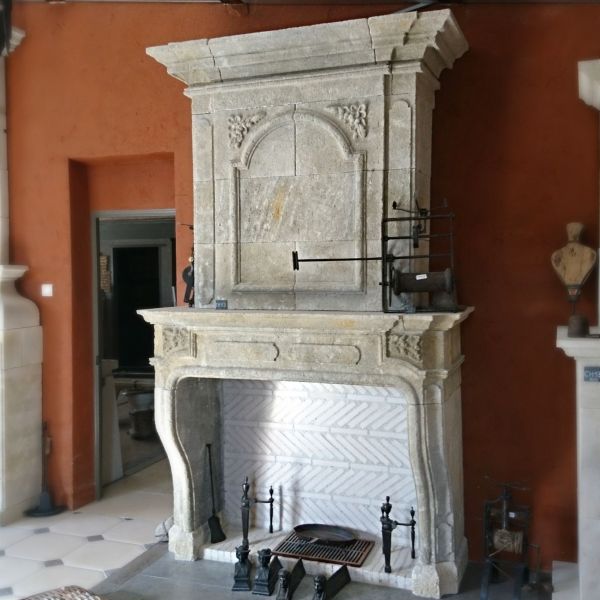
[[142, 9, 470, 599]]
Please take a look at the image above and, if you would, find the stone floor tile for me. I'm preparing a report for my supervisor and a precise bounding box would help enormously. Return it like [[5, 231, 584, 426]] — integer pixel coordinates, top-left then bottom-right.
[[102, 519, 159, 547], [49, 514, 122, 538], [0, 528, 31, 551], [12, 565, 106, 599], [104, 573, 230, 600], [0, 556, 43, 587], [5, 532, 86, 562], [78, 492, 171, 523], [63, 540, 145, 573], [142, 553, 231, 586], [102, 461, 171, 499]]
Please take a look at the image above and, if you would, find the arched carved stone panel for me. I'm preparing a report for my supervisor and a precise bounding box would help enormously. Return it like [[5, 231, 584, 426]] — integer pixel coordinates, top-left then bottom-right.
[[229, 108, 366, 293]]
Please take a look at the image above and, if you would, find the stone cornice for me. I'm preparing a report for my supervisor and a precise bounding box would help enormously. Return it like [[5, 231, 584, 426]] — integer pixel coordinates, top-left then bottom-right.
[[146, 9, 467, 87], [139, 307, 472, 335], [579, 59, 600, 111]]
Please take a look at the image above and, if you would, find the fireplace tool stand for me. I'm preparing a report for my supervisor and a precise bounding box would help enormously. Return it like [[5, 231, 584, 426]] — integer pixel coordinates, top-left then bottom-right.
[[292, 201, 458, 313], [233, 476, 276, 592], [380, 496, 416, 573]]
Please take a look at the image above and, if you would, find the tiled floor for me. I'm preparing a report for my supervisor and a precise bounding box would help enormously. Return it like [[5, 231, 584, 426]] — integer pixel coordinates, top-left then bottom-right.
[[0, 460, 173, 600]]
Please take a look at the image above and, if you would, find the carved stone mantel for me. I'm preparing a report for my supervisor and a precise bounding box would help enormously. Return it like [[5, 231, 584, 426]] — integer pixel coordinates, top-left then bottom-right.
[[140, 307, 472, 598]]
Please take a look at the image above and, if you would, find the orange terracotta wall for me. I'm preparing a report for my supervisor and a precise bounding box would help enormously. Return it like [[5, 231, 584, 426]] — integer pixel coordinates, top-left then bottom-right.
[[69, 155, 174, 505], [8, 2, 599, 568]]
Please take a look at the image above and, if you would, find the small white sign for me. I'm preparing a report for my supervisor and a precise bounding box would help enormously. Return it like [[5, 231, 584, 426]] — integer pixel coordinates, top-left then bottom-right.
[[41, 283, 53, 297], [416, 274, 428, 281]]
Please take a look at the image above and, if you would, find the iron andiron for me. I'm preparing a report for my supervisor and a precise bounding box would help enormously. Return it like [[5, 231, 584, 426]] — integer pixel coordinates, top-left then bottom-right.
[[232, 544, 252, 592], [276, 560, 305, 600], [240, 476, 275, 547], [253, 548, 283, 596], [380, 496, 416, 573], [311, 566, 351, 600]]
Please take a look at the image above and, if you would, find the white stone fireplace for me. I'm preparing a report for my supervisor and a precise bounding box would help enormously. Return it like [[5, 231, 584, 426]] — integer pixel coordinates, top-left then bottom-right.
[[553, 58, 600, 600], [142, 10, 470, 598]]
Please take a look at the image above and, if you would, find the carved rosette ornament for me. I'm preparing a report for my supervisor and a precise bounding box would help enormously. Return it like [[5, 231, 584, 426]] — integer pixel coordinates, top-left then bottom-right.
[[162, 327, 190, 357], [387, 333, 423, 365], [228, 112, 265, 148], [328, 103, 368, 139]]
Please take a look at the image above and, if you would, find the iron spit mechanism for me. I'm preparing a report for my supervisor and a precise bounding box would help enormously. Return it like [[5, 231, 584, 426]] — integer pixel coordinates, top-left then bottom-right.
[[291, 202, 459, 313]]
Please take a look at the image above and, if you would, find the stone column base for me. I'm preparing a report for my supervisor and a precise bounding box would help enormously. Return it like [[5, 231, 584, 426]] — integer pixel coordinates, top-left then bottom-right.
[[0, 265, 43, 525]]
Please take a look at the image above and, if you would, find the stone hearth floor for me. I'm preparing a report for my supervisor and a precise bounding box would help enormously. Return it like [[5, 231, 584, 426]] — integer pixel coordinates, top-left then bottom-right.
[[0, 460, 172, 600], [94, 545, 553, 600], [199, 527, 413, 589]]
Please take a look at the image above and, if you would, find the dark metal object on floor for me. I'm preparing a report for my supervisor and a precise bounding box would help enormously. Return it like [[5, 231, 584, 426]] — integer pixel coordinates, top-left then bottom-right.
[[273, 531, 373, 568], [25, 422, 66, 517], [206, 443, 226, 543], [253, 548, 283, 596], [380, 496, 416, 574], [275, 559, 306, 600], [480, 481, 552, 600], [312, 566, 351, 600], [233, 544, 252, 592]]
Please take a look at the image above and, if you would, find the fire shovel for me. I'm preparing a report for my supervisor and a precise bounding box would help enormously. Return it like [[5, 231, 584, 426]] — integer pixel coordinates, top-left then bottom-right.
[[207, 443, 226, 543]]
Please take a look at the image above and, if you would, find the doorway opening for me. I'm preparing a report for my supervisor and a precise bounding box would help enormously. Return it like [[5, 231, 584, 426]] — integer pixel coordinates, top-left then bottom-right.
[[93, 211, 175, 492]]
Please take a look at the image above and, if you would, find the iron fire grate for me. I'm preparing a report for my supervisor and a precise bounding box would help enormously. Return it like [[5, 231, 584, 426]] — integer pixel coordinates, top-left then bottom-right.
[[272, 532, 374, 568]]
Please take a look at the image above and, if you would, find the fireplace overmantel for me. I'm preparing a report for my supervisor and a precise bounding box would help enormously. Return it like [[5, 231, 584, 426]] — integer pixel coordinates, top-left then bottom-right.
[[147, 9, 467, 312]]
